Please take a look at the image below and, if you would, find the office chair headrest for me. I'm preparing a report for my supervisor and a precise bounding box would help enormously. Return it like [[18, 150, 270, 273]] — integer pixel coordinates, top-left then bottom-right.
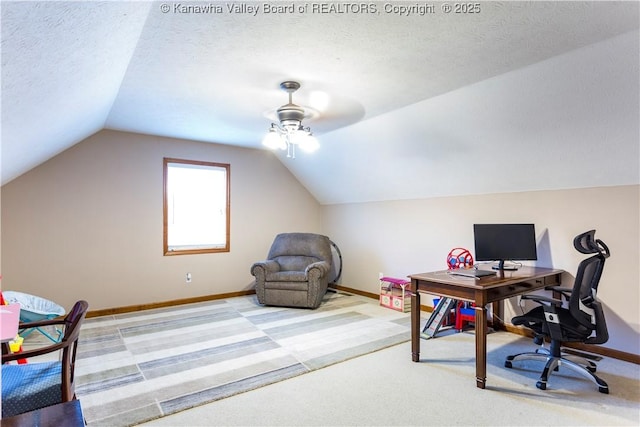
[[574, 230, 610, 258]]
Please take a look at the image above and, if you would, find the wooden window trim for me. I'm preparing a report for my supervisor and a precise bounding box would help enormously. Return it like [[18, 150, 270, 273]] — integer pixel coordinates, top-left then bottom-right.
[[163, 158, 230, 256]]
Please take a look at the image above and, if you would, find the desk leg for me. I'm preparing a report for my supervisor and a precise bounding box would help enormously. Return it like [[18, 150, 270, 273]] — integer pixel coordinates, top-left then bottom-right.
[[411, 290, 420, 362], [492, 301, 504, 330], [474, 304, 487, 389]]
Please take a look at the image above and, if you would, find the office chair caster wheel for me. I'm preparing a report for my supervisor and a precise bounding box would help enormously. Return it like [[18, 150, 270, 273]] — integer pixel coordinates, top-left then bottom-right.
[[504, 360, 513, 369], [536, 381, 547, 390], [598, 386, 609, 394]]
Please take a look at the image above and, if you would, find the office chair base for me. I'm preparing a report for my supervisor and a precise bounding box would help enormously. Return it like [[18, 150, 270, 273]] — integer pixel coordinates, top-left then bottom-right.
[[505, 352, 608, 394], [506, 348, 597, 372]]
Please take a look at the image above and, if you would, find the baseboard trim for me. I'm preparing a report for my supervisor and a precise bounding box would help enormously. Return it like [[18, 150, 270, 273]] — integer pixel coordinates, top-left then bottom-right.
[[330, 283, 639, 365], [86, 290, 256, 318], [330, 284, 379, 300]]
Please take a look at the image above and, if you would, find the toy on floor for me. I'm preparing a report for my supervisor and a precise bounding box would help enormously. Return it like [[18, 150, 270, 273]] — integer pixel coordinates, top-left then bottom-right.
[[0, 291, 27, 364], [455, 301, 476, 331], [1, 291, 66, 343], [379, 276, 411, 312]]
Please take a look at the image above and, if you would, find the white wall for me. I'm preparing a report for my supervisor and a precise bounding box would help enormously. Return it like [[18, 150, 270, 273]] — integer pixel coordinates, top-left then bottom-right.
[[1, 130, 322, 310], [322, 185, 640, 355]]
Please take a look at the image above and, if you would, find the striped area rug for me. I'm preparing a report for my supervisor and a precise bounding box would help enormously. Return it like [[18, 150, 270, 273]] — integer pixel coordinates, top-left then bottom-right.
[[75, 291, 411, 426]]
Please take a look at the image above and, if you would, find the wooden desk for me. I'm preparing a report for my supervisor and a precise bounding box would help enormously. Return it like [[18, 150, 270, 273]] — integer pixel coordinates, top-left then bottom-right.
[[410, 266, 563, 389]]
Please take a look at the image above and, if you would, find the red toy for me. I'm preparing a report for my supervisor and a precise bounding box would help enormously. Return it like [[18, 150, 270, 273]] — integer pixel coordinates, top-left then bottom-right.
[[455, 301, 476, 331], [446, 247, 474, 270]]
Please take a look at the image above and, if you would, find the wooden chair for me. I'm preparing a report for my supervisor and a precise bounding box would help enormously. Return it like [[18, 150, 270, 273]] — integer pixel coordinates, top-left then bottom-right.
[[1, 300, 89, 418]]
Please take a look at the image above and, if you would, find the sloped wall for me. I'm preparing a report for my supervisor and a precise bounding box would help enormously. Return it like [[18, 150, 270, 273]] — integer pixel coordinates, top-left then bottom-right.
[[1, 130, 322, 310]]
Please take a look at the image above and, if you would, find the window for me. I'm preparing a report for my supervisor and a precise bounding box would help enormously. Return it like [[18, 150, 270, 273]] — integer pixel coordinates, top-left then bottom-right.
[[163, 158, 230, 255]]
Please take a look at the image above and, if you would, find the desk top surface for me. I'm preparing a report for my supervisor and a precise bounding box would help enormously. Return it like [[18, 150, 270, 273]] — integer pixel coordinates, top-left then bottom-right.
[[409, 266, 564, 290]]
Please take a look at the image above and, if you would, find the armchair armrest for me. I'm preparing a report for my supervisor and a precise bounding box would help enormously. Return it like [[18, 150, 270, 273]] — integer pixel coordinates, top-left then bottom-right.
[[306, 261, 330, 278], [251, 260, 280, 275], [251, 261, 280, 293]]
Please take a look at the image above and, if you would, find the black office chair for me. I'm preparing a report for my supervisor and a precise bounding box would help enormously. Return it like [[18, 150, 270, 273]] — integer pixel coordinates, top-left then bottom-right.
[[504, 230, 611, 393]]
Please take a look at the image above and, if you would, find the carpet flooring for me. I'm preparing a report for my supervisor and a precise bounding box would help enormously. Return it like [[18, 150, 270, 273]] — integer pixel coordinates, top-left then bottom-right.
[[140, 332, 640, 427], [74, 291, 411, 426]]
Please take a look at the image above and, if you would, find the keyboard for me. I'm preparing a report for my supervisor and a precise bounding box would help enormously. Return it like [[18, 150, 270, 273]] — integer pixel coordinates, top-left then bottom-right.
[[448, 269, 496, 278]]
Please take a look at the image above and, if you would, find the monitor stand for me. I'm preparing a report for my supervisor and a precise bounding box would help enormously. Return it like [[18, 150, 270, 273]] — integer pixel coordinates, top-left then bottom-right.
[[492, 260, 518, 271]]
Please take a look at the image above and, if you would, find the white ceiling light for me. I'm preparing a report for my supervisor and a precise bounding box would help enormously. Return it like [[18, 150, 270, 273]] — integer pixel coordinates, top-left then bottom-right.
[[263, 81, 319, 159]]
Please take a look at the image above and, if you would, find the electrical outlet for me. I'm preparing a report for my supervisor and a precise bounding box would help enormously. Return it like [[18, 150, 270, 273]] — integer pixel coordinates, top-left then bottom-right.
[[186, 273, 192, 284], [379, 272, 384, 279]]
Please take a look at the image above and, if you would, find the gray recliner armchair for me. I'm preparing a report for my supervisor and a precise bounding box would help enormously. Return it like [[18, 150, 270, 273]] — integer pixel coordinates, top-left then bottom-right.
[[251, 233, 333, 309]]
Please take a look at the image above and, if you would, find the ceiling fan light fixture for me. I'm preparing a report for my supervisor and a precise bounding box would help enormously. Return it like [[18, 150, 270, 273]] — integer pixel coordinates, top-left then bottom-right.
[[297, 132, 319, 153], [264, 81, 318, 159], [262, 126, 286, 150]]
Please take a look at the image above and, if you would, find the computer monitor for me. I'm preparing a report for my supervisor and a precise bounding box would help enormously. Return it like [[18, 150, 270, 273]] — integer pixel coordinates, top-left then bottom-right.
[[473, 224, 538, 271]]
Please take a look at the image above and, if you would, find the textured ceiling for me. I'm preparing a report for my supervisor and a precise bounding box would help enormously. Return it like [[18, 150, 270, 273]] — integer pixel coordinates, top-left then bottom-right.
[[1, 1, 639, 203]]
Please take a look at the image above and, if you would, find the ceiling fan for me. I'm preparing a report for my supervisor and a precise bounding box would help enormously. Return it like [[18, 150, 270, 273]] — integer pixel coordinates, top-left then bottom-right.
[[262, 81, 319, 158]]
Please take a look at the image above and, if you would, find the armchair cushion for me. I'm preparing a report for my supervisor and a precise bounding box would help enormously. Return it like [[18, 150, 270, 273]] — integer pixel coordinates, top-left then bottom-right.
[[268, 270, 308, 282], [2, 361, 62, 417], [272, 255, 320, 272]]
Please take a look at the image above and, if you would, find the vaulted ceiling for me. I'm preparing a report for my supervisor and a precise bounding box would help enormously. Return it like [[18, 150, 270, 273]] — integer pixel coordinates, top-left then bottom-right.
[[2, 1, 638, 204]]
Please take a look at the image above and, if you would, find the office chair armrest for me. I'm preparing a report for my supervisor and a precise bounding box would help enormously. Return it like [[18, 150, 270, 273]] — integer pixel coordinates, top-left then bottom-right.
[[521, 294, 562, 307], [544, 285, 572, 300], [544, 286, 572, 292]]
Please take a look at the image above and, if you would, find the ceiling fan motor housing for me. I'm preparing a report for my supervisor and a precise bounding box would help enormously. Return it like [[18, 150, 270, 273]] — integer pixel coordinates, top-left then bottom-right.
[[277, 103, 305, 130], [276, 81, 306, 130]]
